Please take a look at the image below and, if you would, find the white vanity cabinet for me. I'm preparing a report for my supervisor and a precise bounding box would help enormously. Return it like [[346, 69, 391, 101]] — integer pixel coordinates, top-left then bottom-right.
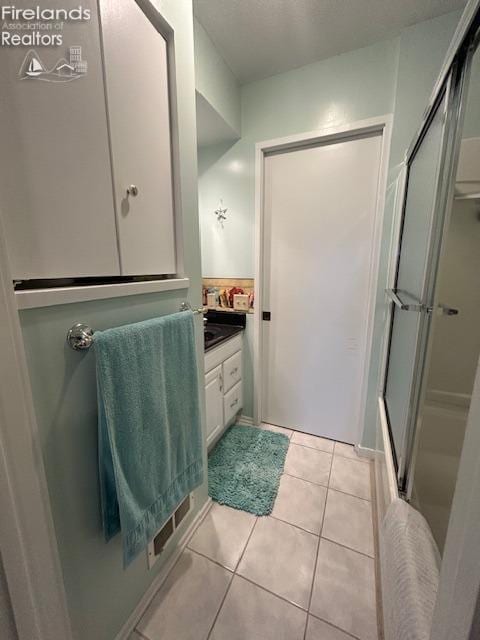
[[1, 0, 176, 282], [204, 334, 243, 447]]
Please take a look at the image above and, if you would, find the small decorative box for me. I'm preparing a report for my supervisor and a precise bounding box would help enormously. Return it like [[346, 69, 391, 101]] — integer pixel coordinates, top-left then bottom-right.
[[233, 294, 249, 311]]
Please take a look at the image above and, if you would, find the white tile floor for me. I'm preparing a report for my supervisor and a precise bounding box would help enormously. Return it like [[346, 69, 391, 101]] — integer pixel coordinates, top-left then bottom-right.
[[132, 425, 378, 640]]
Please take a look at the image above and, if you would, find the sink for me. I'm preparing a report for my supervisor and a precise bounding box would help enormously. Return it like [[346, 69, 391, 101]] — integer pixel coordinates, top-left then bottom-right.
[[204, 323, 243, 351]]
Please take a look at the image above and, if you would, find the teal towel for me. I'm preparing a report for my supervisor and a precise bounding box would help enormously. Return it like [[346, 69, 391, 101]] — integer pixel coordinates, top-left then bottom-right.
[[95, 311, 203, 567]]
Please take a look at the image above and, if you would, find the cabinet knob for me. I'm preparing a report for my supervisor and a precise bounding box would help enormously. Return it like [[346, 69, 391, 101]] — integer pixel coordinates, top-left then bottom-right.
[[126, 185, 139, 197]]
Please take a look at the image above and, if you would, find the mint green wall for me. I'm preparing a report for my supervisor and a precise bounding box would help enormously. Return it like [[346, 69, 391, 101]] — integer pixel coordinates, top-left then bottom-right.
[[199, 12, 461, 430], [194, 18, 240, 135], [200, 36, 400, 276], [18, 2, 207, 640], [200, 37, 400, 417], [200, 37, 399, 281]]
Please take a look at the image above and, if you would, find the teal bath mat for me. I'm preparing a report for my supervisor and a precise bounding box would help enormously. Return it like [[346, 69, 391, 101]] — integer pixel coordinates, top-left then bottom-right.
[[208, 425, 289, 516]]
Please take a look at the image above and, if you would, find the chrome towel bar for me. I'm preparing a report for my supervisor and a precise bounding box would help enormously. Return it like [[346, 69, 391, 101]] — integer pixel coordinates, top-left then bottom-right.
[[66, 302, 206, 351]]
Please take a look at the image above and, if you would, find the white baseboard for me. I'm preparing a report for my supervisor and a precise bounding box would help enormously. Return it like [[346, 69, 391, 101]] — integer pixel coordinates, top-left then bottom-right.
[[237, 415, 254, 426], [355, 444, 376, 460], [115, 497, 212, 640]]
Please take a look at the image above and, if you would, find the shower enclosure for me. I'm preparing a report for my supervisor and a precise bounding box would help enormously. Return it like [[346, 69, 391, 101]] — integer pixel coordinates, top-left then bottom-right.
[[382, 15, 480, 553]]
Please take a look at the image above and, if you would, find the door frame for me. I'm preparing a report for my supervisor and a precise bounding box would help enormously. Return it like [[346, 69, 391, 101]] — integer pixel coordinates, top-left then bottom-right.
[[253, 115, 393, 445]]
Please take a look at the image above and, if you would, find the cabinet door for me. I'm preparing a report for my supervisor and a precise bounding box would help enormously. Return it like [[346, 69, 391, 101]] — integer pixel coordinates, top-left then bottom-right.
[[223, 350, 242, 393], [0, 0, 120, 280], [224, 381, 243, 426], [99, 0, 176, 276], [205, 366, 224, 444]]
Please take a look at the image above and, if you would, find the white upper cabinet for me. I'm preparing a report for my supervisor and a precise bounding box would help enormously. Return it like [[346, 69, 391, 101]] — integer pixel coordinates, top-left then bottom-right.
[[99, 0, 176, 276], [0, 0, 177, 283], [0, 0, 120, 281]]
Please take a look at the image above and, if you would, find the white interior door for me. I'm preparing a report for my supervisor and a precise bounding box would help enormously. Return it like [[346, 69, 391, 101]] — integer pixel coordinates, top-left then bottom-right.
[[262, 133, 383, 443]]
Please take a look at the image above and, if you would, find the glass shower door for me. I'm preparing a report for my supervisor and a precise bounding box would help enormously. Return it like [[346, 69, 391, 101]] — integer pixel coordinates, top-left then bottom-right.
[[408, 43, 480, 552], [384, 88, 450, 487]]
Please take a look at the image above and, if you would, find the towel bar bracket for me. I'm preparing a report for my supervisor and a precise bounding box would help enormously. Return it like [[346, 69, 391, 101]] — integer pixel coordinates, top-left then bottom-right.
[[66, 303, 206, 351], [179, 301, 206, 314], [67, 323, 94, 351]]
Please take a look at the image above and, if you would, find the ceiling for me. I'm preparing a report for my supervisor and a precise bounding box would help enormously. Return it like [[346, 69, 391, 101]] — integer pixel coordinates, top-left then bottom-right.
[[193, 0, 466, 85]]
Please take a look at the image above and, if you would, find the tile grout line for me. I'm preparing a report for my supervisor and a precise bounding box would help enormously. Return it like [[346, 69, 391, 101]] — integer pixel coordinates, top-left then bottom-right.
[[187, 546, 236, 573], [268, 512, 322, 537], [288, 442, 333, 457], [334, 454, 369, 464], [286, 445, 372, 497], [302, 442, 335, 640], [326, 484, 373, 504], [205, 567, 235, 640], [290, 441, 335, 455], [307, 612, 364, 640], [234, 572, 310, 614], [320, 535, 375, 560], [282, 470, 330, 489], [336, 457, 371, 466], [205, 515, 259, 639], [322, 485, 375, 557], [232, 514, 258, 574], [312, 457, 376, 640]]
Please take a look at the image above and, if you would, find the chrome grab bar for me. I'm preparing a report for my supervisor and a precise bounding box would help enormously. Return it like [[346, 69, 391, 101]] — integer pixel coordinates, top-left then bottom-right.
[[386, 289, 459, 316], [66, 302, 206, 351]]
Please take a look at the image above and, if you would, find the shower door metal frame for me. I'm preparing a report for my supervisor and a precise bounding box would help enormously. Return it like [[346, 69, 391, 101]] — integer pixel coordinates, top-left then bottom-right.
[[382, 48, 473, 495], [404, 45, 476, 500]]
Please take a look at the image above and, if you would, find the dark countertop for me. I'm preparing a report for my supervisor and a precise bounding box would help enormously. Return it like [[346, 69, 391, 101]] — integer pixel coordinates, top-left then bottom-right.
[[204, 310, 246, 352]]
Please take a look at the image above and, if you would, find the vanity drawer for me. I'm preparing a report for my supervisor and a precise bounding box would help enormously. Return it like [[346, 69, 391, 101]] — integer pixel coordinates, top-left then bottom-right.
[[222, 350, 242, 393], [224, 381, 243, 425]]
